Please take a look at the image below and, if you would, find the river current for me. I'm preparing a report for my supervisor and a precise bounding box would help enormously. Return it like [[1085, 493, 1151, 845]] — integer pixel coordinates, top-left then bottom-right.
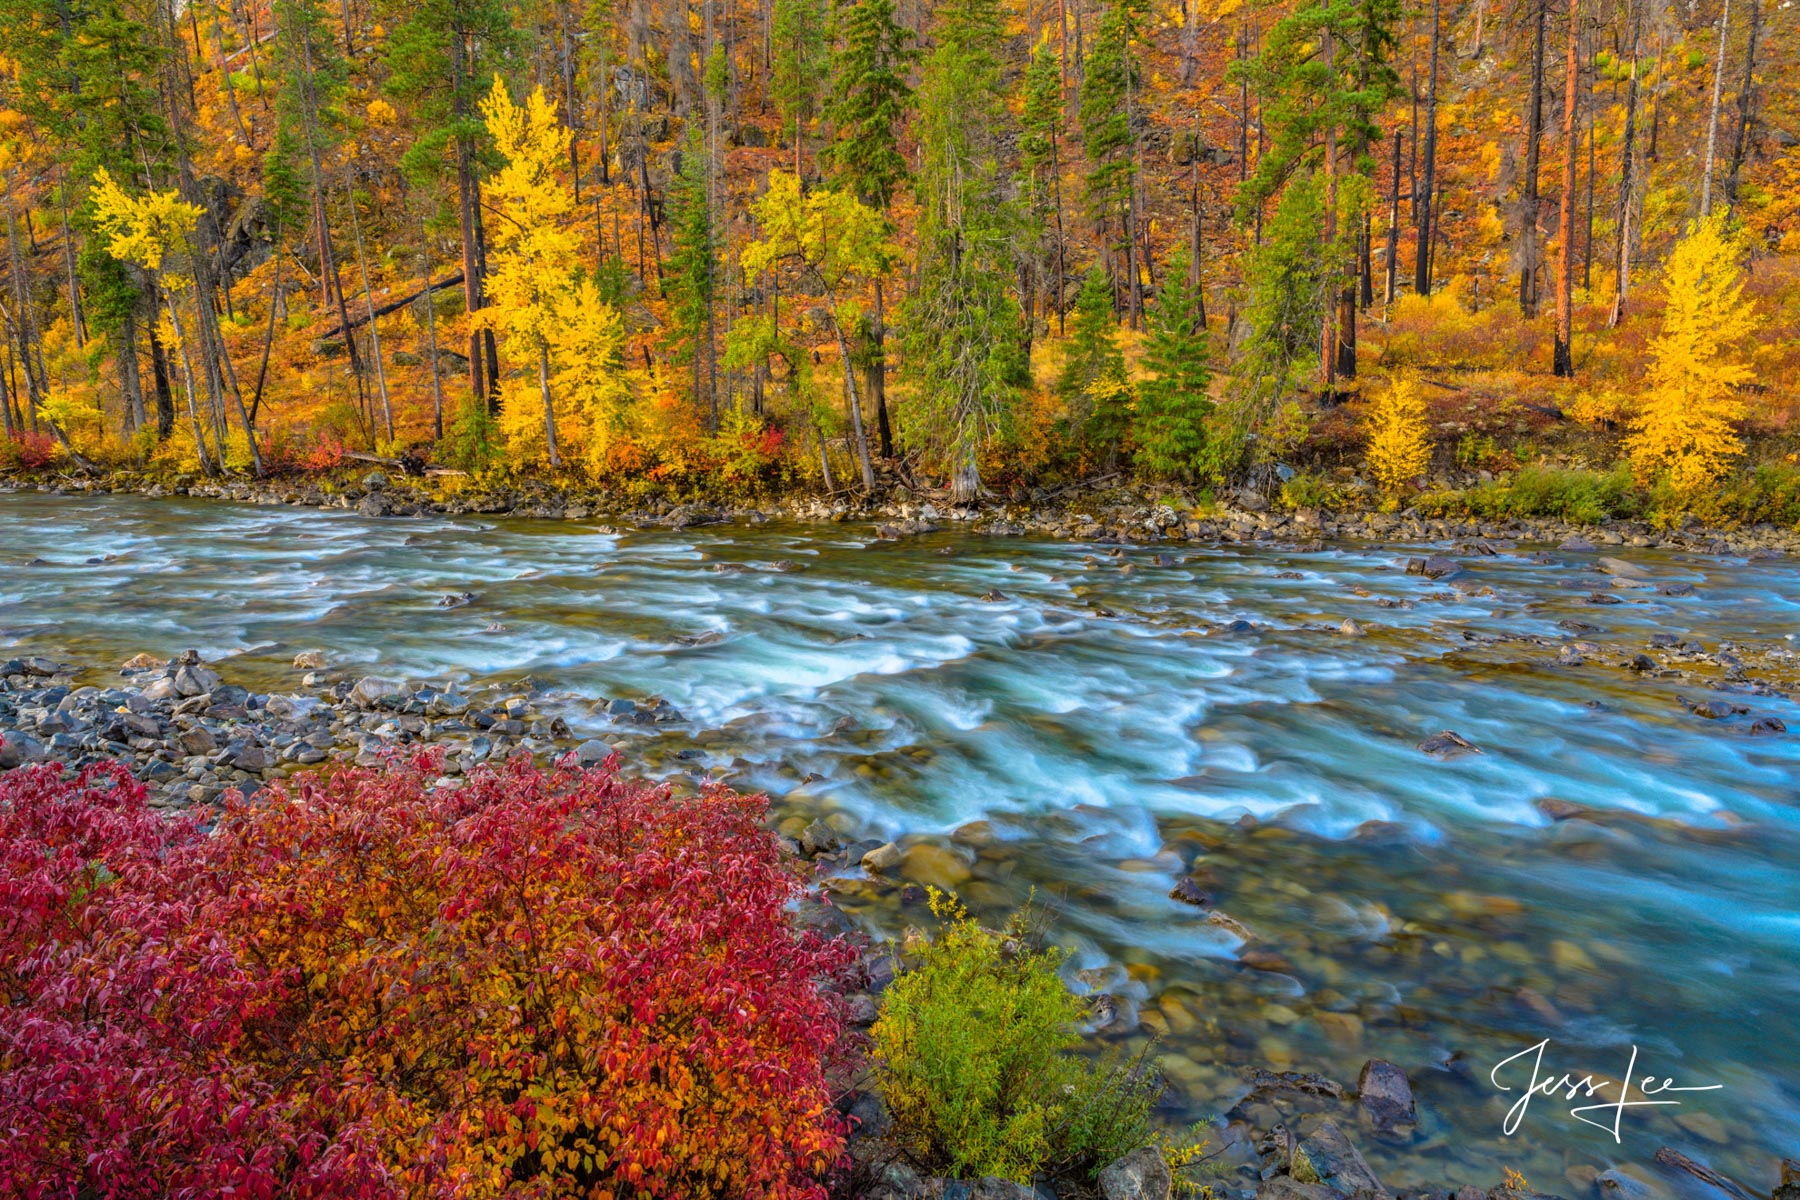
[[3, 491, 1797, 1191]]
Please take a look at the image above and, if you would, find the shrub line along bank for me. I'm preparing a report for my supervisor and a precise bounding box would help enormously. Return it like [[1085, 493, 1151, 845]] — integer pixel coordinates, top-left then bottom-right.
[[7, 468, 1800, 558]]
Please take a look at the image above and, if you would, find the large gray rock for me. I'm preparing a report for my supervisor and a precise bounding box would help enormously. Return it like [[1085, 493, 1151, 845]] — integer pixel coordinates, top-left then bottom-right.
[[1295, 1119, 1389, 1199], [0, 730, 45, 768], [173, 664, 222, 697], [349, 676, 401, 709], [574, 739, 612, 766], [1098, 1146, 1174, 1200], [1597, 556, 1651, 579], [1356, 1059, 1415, 1131]]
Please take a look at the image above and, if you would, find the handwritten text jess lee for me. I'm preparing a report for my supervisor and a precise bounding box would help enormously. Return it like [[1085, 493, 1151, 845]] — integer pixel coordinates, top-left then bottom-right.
[[1490, 1040, 1723, 1143]]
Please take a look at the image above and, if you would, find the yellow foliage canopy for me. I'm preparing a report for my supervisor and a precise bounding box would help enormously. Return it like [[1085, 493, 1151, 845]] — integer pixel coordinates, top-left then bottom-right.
[[1365, 373, 1432, 499], [87, 167, 200, 276], [1627, 213, 1755, 493]]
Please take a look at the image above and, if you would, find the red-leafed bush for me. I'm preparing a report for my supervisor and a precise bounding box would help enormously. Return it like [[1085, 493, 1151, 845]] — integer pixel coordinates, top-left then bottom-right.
[[0, 430, 59, 470], [0, 755, 862, 1200]]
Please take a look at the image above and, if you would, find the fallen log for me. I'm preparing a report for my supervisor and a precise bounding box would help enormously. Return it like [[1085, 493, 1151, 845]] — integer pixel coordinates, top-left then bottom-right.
[[313, 271, 464, 341]]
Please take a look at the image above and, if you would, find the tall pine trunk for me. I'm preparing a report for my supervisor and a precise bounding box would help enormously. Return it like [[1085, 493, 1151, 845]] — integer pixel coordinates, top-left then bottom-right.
[[1609, 0, 1641, 328], [1553, 0, 1579, 377], [1519, 0, 1546, 316], [1699, 0, 1731, 215], [1725, 0, 1760, 207], [1414, 0, 1440, 297]]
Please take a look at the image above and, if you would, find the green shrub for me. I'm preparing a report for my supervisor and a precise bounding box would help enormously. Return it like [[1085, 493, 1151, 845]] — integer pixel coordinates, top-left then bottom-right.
[[1278, 471, 1345, 511], [872, 892, 1180, 1185], [1418, 465, 1639, 524]]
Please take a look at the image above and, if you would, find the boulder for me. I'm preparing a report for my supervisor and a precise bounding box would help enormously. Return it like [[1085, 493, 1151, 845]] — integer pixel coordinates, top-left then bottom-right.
[[292, 649, 328, 669], [1295, 1119, 1389, 1199], [0, 730, 46, 768], [1356, 1059, 1416, 1131], [349, 676, 401, 709], [173, 664, 222, 697], [861, 842, 905, 874], [120, 653, 167, 672], [1098, 1146, 1174, 1200], [800, 820, 842, 857], [1597, 556, 1651, 578], [180, 727, 218, 755], [574, 738, 612, 766]]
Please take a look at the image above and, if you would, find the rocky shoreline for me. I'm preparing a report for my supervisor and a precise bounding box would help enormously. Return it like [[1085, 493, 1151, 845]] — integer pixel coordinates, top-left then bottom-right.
[[6, 467, 1800, 558]]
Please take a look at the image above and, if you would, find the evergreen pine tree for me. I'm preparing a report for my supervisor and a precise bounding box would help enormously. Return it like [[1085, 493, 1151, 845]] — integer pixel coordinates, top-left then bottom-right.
[[772, 0, 830, 176], [1019, 38, 1064, 332], [1135, 246, 1214, 480], [898, 0, 1028, 502], [1058, 266, 1125, 401], [1221, 175, 1329, 471], [1078, 0, 1144, 317], [668, 124, 719, 422], [378, 0, 517, 406], [825, 0, 915, 210]]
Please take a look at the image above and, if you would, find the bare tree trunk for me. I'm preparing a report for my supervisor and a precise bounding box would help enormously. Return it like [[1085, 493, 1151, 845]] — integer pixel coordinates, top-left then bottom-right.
[[421, 231, 445, 440], [1725, 0, 1759, 208], [824, 286, 875, 491], [1553, 0, 1579, 377], [347, 187, 394, 442], [538, 341, 560, 467], [1609, 0, 1641, 328], [57, 179, 85, 349], [149, 306, 176, 439], [451, 30, 491, 407], [1321, 29, 1338, 392], [119, 304, 147, 432], [1520, 0, 1546, 316], [1385, 128, 1401, 304], [1699, 0, 1731, 216], [870, 278, 892, 457], [1414, 0, 1440, 297], [250, 240, 282, 424]]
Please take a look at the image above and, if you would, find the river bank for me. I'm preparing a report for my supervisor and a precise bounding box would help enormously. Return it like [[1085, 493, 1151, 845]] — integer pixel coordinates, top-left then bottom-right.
[[6, 465, 1800, 558]]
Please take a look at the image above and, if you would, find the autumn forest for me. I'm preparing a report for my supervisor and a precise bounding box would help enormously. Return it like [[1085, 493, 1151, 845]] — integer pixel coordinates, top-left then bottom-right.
[[0, 0, 1795, 512]]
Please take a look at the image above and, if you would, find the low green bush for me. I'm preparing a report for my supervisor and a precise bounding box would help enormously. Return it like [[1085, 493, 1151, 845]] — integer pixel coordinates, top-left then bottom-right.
[[1278, 471, 1346, 511], [872, 892, 1201, 1186], [1418, 465, 1640, 524]]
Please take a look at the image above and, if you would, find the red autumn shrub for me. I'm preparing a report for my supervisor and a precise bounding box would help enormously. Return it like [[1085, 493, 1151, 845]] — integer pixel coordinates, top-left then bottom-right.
[[0, 755, 862, 1200], [0, 760, 393, 1199], [0, 430, 59, 470]]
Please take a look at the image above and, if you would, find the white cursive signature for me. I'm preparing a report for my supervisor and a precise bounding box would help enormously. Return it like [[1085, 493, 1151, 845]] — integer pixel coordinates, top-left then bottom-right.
[[1490, 1039, 1723, 1144]]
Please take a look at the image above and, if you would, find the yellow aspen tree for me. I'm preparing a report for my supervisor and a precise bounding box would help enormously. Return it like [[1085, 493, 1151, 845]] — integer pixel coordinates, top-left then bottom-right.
[[549, 278, 633, 475], [1365, 373, 1433, 504], [741, 171, 896, 492], [1627, 213, 1755, 493], [473, 78, 582, 470], [88, 168, 217, 472]]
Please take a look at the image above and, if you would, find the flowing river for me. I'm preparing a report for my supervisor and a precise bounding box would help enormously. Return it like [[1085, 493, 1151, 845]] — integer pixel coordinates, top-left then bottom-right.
[[4, 491, 1798, 1192]]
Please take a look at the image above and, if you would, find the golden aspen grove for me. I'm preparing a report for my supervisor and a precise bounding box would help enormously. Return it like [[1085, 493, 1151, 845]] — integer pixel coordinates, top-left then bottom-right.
[[0, 0, 1792, 518]]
